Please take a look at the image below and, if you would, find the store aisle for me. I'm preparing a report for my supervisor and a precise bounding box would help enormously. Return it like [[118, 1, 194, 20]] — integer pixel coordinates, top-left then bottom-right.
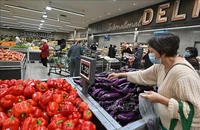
[[25, 62, 67, 80]]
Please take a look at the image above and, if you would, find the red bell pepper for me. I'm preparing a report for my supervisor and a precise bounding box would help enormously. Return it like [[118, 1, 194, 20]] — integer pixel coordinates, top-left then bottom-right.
[[62, 82, 72, 92], [24, 79, 36, 87], [80, 121, 96, 130], [35, 79, 42, 87], [0, 85, 11, 98], [64, 95, 76, 105], [0, 94, 17, 109], [0, 105, 5, 112], [6, 108, 14, 117], [40, 90, 53, 105], [54, 128, 63, 130], [35, 117, 48, 127], [34, 126, 47, 130], [47, 78, 57, 89], [51, 113, 67, 122], [69, 90, 78, 98], [10, 84, 24, 96], [10, 79, 17, 86], [54, 89, 62, 94], [63, 119, 76, 130], [0, 112, 8, 128], [68, 112, 81, 120], [83, 110, 92, 121], [60, 102, 77, 116], [23, 85, 35, 99], [15, 79, 24, 86], [40, 112, 49, 123], [0, 79, 2, 85], [27, 99, 37, 106], [2, 115, 20, 130], [3, 80, 12, 87], [47, 120, 64, 130], [37, 82, 48, 92], [61, 91, 69, 99], [53, 94, 64, 104], [32, 107, 42, 118], [32, 92, 42, 102], [78, 102, 88, 112], [21, 117, 37, 130], [13, 101, 32, 119], [38, 101, 47, 110], [74, 98, 83, 107], [16, 95, 25, 103], [46, 102, 59, 117]]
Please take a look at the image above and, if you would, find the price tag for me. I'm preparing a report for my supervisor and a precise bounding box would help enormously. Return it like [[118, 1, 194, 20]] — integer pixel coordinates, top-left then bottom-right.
[[80, 59, 90, 81]]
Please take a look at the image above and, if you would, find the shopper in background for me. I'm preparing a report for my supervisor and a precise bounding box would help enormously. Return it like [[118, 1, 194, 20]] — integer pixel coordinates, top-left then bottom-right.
[[15, 36, 21, 44], [184, 47, 199, 71], [68, 40, 83, 77], [110, 45, 117, 58], [108, 33, 200, 130], [39, 39, 49, 67], [132, 43, 143, 69], [108, 44, 113, 57], [90, 43, 97, 51]]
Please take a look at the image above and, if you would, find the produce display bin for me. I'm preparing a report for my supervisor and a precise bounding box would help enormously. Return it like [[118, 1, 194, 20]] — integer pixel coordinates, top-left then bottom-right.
[[0, 55, 27, 80], [0, 46, 10, 49], [67, 77, 147, 130], [28, 50, 41, 62], [9, 48, 29, 61]]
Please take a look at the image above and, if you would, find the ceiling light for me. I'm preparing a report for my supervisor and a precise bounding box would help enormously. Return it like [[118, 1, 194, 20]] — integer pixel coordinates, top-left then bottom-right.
[[43, 14, 47, 18], [18, 22, 39, 26], [65, 25, 85, 29], [50, 6, 84, 17], [0, 9, 10, 12], [41, 20, 45, 23], [40, 23, 43, 26], [99, 16, 102, 18], [119, 9, 121, 10], [108, 13, 110, 15], [113, 0, 116, 1], [14, 15, 40, 21], [133, 3, 136, 5], [5, 4, 45, 14], [59, 20, 71, 24], [38, 28, 41, 30], [83, 22, 84, 24], [0, 16, 16, 20], [93, 18, 95, 20], [46, 6, 52, 11]]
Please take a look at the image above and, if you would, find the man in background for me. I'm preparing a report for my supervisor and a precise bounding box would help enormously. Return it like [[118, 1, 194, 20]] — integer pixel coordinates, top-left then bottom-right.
[[132, 43, 143, 69]]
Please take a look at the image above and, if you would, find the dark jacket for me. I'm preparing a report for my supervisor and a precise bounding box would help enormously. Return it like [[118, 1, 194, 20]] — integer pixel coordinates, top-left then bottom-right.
[[39, 43, 49, 58], [142, 52, 153, 69], [186, 57, 199, 70], [132, 48, 143, 69]]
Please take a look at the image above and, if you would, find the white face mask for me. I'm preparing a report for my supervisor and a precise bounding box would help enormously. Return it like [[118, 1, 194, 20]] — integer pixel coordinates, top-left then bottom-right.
[[148, 53, 161, 64]]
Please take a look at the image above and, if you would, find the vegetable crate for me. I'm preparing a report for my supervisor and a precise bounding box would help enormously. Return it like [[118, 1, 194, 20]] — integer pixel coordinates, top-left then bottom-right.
[[48, 51, 70, 77]]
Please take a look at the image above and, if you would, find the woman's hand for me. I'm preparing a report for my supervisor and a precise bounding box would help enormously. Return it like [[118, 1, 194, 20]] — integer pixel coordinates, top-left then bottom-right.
[[141, 91, 169, 106], [107, 73, 120, 80]]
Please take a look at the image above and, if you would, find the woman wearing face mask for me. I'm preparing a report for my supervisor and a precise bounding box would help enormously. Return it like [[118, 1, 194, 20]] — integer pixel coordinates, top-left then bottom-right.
[[108, 33, 200, 130], [184, 47, 199, 71]]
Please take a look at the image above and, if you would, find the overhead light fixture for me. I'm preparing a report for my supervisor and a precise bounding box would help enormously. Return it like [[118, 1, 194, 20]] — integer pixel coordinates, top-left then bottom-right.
[[0, 16, 16, 20], [133, 3, 136, 5], [41, 20, 45, 23], [46, 6, 52, 11], [49, 6, 84, 17], [40, 23, 43, 26], [119, 9, 121, 10], [38, 28, 41, 30], [0, 9, 10, 12], [5, 4, 45, 14], [93, 18, 95, 20], [108, 13, 110, 15], [65, 24, 85, 29], [59, 20, 71, 24], [43, 23, 61, 27], [43, 14, 48, 18], [18, 22, 39, 26], [14, 15, 41, 22], [99, 16, 102, 18]]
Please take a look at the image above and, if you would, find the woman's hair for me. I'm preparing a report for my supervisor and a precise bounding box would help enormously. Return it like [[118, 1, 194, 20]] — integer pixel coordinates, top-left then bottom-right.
[[185, 47, 198, 57], [148, 33, 180, 57]]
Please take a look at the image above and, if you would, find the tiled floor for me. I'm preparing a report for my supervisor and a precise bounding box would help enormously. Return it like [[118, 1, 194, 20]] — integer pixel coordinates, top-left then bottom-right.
[[25, 62, 69, 80]]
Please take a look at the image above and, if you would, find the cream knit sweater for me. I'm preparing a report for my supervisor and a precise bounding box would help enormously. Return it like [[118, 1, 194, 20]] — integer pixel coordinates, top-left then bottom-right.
[[126, 60, 200, 130]]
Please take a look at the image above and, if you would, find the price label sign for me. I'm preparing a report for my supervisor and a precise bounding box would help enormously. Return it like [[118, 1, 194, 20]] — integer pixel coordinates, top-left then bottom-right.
[[80, 59, 90, 81]]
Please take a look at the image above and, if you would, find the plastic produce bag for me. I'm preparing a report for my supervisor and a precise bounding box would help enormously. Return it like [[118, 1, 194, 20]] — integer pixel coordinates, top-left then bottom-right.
[[139, 94, 160, 130]]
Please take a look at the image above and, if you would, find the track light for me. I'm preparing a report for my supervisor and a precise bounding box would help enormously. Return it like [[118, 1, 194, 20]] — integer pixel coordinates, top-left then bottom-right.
[[65, 25, 85, 29], [5, 4, 45, 14], [40, 23, 43, 26], [0, 16, 16, 20], [43, 14, 48, 18], [13, 15, 41, 22], [46, 6, 52, 11], [0, 9, 10, 12], [41, 20, 45, 23]]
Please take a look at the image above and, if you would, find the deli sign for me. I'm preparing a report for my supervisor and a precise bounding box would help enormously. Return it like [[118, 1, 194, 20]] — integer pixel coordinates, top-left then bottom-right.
[[142, 0, 200, 25], [89, 0, 200, 33]]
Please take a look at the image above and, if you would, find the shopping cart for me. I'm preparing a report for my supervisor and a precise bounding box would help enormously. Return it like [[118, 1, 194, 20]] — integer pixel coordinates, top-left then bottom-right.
[[48, 50, 70, 76]]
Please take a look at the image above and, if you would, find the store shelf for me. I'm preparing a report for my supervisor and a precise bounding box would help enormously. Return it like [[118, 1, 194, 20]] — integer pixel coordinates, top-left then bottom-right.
[[67, 77, 147, 130], [0, 54, 26, 68]]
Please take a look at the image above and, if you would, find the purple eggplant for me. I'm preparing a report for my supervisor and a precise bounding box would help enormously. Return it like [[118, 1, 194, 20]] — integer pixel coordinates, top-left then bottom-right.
[[117, 112, 134, 122], [98, 90, 111, 97], [119, 82, 129, 88], [95, 77, 112, 83], [92, 88, 104, 97], [100, 93, 121, 100], [114, 78, 127, 85], [94, 83, 113, 89], [147, 118, 156, 130], [99, 100, 115, 106], [74, 79, 82, 85]]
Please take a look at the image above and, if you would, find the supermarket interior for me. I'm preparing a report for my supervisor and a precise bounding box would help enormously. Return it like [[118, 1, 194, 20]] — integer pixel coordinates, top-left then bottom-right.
[[0, 0, 200, 130]]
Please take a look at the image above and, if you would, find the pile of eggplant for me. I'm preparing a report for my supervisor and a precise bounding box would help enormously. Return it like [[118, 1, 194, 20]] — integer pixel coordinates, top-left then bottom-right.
[[73, 69, 156, 126]]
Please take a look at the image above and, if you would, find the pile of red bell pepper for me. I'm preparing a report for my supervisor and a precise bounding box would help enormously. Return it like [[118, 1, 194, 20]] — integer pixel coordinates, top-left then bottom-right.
[[0, 78, 96, 130]]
